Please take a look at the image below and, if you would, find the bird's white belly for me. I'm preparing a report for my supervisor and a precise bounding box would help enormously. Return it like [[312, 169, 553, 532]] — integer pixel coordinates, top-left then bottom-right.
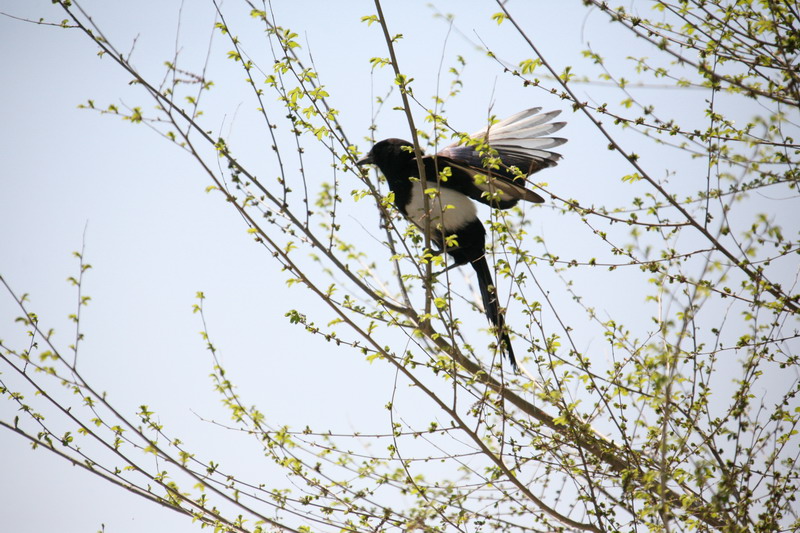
[[407, 181, 476, 233]]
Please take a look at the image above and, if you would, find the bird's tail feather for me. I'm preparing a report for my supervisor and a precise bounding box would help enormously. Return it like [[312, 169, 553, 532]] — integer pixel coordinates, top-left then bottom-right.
[[471, 256, 517, 370]]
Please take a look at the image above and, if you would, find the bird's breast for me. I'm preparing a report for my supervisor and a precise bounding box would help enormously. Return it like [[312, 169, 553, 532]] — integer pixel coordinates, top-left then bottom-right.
[[406, 181, 477, 234]]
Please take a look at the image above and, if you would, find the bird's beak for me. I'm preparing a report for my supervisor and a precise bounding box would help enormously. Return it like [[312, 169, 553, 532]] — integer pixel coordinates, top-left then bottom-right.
[[355, 153, 373, 166]]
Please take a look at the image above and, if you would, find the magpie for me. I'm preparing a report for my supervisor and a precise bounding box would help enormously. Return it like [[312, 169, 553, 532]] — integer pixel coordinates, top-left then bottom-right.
[[356, 108, 566, 370]]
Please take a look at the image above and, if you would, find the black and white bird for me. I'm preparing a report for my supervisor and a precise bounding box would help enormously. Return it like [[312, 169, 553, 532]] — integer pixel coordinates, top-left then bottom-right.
[[356, 108, 566, 370]]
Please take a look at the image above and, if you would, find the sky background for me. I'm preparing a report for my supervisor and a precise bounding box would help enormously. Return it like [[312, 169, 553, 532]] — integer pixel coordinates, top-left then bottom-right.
[[1, 1, 795, 532]]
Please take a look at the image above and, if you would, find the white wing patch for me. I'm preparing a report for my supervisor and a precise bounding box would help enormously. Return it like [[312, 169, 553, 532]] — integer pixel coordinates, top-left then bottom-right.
[[407, 181, 476, 233], [439, 108, 566, 181]]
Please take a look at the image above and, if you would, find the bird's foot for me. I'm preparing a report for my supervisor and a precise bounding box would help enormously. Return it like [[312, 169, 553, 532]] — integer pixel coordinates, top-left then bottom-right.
[[431, 261, 463, 279]]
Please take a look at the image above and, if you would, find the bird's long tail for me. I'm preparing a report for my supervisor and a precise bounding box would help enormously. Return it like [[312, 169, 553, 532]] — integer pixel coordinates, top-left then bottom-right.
[[471, 256, 517, 370]]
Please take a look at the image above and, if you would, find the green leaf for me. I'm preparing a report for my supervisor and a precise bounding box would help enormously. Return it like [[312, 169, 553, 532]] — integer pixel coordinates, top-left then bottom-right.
[[360, 14, 379, 26], [491, 12, 506, 24]]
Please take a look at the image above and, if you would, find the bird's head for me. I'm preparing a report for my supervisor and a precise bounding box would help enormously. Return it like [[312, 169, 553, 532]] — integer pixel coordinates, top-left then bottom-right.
[[356, 138, 416, 169]]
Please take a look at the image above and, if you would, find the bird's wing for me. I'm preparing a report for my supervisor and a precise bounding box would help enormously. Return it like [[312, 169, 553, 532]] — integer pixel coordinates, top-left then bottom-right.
[[432, 156, 544, 205], [437, 108, 566, 205]]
